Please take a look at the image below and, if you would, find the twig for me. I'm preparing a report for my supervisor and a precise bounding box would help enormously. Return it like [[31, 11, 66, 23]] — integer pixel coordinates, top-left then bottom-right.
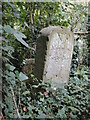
[[18, 80, 21, 109], [10, 85, 21, 118], [74, 32, 88, 35], [71, 7, 87, 32]]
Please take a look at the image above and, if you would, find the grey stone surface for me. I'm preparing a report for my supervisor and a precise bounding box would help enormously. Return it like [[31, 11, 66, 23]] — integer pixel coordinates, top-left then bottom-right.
[[34, 26, 74, 87]]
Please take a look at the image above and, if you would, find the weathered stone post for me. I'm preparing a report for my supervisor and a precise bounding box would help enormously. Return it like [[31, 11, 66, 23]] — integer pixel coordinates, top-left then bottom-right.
[[34, 26, 74, 88]]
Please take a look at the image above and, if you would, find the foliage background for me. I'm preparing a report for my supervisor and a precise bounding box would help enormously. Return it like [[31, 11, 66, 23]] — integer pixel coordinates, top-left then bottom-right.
[[1, 1, 90, 119]]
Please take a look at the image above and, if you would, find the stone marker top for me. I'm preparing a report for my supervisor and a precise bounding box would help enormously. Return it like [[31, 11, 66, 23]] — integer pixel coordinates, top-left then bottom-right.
[[40, 26, 72, 37]]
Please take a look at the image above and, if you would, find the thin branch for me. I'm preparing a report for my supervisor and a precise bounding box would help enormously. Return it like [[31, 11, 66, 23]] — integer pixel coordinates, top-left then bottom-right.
[[74, 32, 88, 35], [10, 85, 21, 118], [18, 81, 21, 109], [71, 7, 87, 32]]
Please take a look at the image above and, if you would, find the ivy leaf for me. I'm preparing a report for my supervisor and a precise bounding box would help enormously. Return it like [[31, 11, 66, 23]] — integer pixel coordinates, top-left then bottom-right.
[[13, 12, 20, 18], [68, 106, 79, 112], [37, 112, 47, 119], [19, 72, 28, 81], [23, 91, 30, 95], [32, 85, 39, 88], [9, 72, 15, 79], [9, 65, 15, 71], [5, 64, 15, 71]]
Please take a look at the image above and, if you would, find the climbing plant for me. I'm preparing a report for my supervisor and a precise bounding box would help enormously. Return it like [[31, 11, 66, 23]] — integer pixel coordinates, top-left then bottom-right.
[[1, 1, 89, 119]]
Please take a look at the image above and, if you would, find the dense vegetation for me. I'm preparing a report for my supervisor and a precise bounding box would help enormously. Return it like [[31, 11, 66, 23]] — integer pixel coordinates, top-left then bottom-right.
[[1, 1, 89, 119]]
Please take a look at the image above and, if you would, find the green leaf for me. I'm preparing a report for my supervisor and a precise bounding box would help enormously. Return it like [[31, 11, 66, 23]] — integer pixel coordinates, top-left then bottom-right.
[[3, 25, 30, 48], [14, 30, 26, 38], [32, 85, 39, 88], [27, 105, 33, 111], [62, 0, 69, 3], [13, 12, 20, 18], [14, 31, 29, 48], [40, 98, 44, 102], [15, 70, 19, 78], [22, 115, 30, 118], [9, 72, 15, 79], [7, 2, 16, 8], [19, 72, 28, 81], [0, 24, 3, 33], [24, 22, 29, 28], [59, 6, 62, 13], [10, 65, 15, 71], [2, 46, 14, 52], [0, 24, 3, 29], [68, 106, 79, 112], [37, 112, 47, 119], [30, 74, 35, 78], [3, 25, 35, 50], [4, 25, 14, 34], [23, 91, 30, 95], [5, 64, 15, 71]]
